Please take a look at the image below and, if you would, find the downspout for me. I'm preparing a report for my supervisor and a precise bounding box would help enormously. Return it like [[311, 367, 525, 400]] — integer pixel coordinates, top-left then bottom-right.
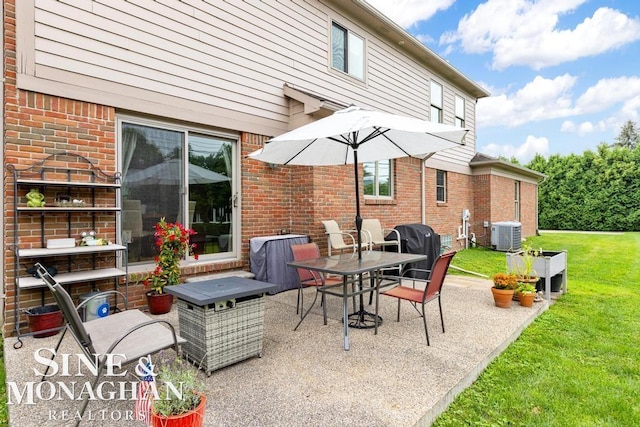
[[421, 158, 426, 224], [420, 154, 436, 224]]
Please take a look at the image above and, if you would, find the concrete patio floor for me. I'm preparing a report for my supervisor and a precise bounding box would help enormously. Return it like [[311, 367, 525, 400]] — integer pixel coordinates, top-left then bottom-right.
[[4, 275, 549, 426]]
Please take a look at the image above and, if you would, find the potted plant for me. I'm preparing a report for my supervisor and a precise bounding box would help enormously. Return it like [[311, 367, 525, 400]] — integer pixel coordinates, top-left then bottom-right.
[[149, 355, 206, 427], [491, 272, 518, 308], [144, 217, 198, 314], [517, 282, 537, 307], [512, 244, 541, 282]]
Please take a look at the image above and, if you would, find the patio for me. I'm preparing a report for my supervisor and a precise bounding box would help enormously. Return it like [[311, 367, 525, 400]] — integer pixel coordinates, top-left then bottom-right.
[[4, 275, 547, 426]]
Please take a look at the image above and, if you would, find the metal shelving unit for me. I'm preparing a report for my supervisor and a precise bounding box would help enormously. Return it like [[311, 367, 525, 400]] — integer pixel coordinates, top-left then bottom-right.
[[7, 151, 128, 348]]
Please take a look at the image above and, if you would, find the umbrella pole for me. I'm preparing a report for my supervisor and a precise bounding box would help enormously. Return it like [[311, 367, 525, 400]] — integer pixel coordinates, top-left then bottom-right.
[[348, 147, 382, 330]]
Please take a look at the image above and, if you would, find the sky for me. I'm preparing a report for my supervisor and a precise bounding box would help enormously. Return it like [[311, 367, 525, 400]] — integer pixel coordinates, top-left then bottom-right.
[[364, 0, 640, 163]]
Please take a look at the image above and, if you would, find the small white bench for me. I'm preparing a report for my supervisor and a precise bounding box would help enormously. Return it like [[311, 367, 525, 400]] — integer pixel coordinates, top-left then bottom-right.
[[185, 270, 255, 283]]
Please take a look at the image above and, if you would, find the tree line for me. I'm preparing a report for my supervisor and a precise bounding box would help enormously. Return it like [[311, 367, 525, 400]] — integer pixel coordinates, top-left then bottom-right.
[[525, 120, 640, 231]]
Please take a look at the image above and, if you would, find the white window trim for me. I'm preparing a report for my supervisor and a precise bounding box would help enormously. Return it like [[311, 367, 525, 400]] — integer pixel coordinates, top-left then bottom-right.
[[330, 20, 366, 82], [364, 160, 393, 199], [436, 170, 447, 203]]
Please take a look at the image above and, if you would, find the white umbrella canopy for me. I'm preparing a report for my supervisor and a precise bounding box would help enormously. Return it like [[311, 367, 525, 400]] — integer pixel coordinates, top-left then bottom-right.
[[247, 105, 468, 165], [248, 105, 468, 257]]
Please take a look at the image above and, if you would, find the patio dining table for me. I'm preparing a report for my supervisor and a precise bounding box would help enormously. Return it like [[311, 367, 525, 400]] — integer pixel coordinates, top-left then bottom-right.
[[287, 250, 428, 350]]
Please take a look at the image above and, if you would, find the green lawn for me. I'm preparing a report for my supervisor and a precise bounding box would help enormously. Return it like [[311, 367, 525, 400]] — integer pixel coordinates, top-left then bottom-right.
[[435, 232, 640, 426], [1, 233, 638, 425]]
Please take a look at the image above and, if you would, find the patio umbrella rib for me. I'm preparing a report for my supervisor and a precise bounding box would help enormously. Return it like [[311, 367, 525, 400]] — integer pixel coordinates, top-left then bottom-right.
[[282, 139, 318, 165]]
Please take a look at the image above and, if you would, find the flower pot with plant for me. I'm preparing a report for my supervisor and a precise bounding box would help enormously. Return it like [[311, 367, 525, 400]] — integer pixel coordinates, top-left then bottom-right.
[[517, 282, 537, 307], [142, 353, 206, 427], [144, 217, 198, 314], [491, 272, 518, 308]]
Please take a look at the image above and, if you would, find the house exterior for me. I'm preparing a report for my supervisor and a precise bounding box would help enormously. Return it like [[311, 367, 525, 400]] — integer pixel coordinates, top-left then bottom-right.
[[1, 0, 543, 334]]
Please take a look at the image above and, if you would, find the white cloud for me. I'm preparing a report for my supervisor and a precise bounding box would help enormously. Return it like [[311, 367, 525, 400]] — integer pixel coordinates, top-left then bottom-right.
[[477, 74, 577, 127], [575, 76, 640, 114], [479, 75, 640, 130], [363, 0, 456, 28], [481, 135, 549, 163], [440, 1, 640, 70], [561, 120, 607, 136]]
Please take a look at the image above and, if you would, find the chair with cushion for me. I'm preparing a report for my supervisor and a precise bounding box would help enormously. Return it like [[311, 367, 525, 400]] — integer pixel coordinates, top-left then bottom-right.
[[380, 251, 456, 346], [321, 219, 369, 255], [290, 242, 348, 331], [35, 263, 185, 426]]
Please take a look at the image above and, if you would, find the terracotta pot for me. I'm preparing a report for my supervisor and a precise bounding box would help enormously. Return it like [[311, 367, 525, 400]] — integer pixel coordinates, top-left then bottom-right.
[[146, 291, 174, 315], [151, 392, 206, 427], [519, 292, 536, 307], [491, 287, 514, 308]]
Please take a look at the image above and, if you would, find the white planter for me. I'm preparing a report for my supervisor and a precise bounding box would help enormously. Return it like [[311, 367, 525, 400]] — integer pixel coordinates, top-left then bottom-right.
[[506, 250, 567, 301]]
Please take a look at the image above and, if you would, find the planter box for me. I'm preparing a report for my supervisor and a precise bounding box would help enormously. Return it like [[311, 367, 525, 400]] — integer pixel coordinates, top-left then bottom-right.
[[506, 250, 567, 301], [177, 295, 266, 375]]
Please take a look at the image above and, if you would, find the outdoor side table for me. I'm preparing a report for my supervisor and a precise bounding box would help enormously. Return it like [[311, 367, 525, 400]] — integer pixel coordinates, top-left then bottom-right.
[[165, 277, 277, 375]]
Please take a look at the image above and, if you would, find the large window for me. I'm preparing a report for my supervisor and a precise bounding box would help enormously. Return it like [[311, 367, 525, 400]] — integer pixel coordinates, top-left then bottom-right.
[[331, 22, 364, 80], [455, 95, 465, 128], [364, 160, 392, 198], [515, 181, 521, 221], [436, 170, 447, 203], [119, 119, 237, 264], [430, 81, 443, 124]]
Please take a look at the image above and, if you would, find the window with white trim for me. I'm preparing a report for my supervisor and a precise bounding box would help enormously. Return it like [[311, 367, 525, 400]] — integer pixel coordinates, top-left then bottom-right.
[[119, 117, 238, 265], [364, 160, 392, 198], [455, 95, 465, 128], [331, 21, 364, 80], [430, 81, 443, 123], [436, 170, 447, 203]]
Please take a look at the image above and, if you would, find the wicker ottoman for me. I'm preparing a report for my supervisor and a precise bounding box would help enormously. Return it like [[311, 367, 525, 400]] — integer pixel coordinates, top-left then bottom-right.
[[178, 296, 266, 375], [165, 277, 277, 375]]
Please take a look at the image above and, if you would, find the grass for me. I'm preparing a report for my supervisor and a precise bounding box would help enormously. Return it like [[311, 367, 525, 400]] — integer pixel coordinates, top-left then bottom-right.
[[435, 232, 640, 426], [1, 233, 638, 425]]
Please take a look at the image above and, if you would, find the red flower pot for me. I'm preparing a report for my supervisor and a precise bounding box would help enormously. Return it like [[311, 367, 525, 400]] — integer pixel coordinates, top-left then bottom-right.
[[151, 392, 206, 427], [146, 291, 174, 315]]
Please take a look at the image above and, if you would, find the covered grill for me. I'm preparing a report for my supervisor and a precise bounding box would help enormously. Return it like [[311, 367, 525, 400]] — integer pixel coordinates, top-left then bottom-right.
[[387, 224, 441, 279]]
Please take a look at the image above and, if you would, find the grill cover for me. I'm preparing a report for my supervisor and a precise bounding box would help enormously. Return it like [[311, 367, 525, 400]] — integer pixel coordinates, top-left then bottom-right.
[[388, 224, 441, 279]]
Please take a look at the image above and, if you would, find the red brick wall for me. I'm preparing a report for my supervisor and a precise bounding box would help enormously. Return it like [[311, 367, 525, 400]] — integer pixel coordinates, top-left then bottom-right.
[[424, 168, 476, 251]]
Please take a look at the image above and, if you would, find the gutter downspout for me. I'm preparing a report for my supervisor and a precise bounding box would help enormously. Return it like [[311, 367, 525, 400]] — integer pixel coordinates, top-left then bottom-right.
[[421, 158, 426, 224], [420, 154, 435, 224]]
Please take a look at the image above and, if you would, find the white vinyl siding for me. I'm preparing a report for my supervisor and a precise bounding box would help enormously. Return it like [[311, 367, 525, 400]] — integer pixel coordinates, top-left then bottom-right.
[[17, 0, 479, 163]]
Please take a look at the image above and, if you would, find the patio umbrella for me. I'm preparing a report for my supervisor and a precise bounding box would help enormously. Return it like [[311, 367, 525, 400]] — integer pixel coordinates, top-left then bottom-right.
[[126, 159, 230, 185], [248, 105, 468, 256]]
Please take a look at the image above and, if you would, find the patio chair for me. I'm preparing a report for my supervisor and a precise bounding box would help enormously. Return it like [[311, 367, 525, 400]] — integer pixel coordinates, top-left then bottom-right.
[[291, 243, 349, 331], [34, 263, 185, 426], [361, 219, 401, 253], [321, 219, 369, 255], [380, 251, 456, 346]]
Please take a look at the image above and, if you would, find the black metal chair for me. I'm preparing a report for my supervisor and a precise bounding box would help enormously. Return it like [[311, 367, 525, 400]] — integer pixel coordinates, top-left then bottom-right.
[[35, 263, 186, 426]]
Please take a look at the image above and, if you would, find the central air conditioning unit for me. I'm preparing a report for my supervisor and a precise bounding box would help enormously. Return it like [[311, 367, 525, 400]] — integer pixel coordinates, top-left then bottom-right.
[[490, 221, 522, 252]]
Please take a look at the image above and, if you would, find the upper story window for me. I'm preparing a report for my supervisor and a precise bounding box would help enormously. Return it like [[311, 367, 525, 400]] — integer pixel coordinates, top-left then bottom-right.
[[515, 181, 521, 221], [364, 160, 392, 198], [455, 95, 465, 128], [436, 170, 447, 203], [430, 81, 443, 123], [331, 22, 364, 80]]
